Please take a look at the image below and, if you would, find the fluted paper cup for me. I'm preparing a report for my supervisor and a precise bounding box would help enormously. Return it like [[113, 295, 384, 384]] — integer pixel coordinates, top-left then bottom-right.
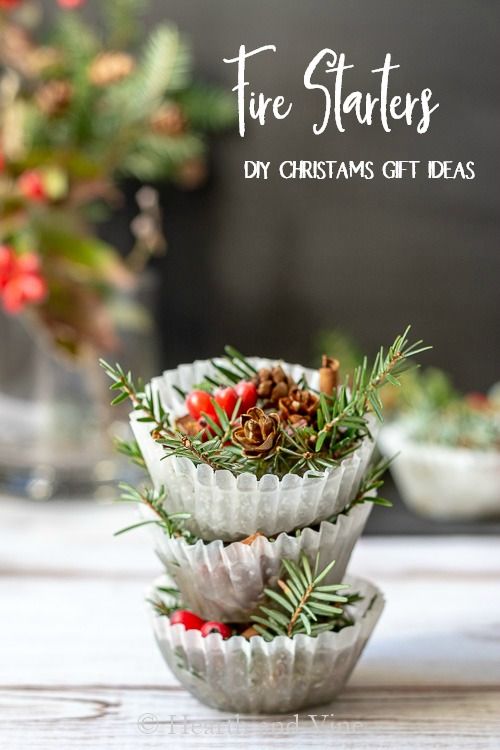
[[379, 421, 500, 519], [149, 575, 384, 714], [131, 358, 377, 541], [145, 501, 372, 622]]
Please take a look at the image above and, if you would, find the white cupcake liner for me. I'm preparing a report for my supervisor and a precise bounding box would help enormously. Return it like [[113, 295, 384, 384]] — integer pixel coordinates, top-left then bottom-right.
[[149, 574, 384, 714], [144, 501, 373, 622], [131, 357, 377, 541], [379, 421, 500, 519]]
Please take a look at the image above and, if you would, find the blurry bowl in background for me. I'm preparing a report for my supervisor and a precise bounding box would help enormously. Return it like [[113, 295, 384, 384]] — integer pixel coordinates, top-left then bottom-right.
[[378, 420, 500, 520]]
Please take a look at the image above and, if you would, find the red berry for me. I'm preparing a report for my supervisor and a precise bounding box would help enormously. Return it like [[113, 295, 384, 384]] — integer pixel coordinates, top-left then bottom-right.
[[18, 170, 46, 202], [466, 392, 489, 410], [57, 0, 86, 7], [19, 273, 47, 303], [16, 251, 41, 275], [0, 0, 23, 9], [0, 245, 15, 289], [186, 390, 217, 421], [0, 248, 47, 314], [200, 621, 232, 639], [214, 386, 238, 417], [169, 610, 205, 631], [235, 380, 258, 413]]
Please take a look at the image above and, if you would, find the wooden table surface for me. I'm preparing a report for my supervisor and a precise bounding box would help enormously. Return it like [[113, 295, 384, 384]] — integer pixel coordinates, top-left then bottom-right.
[[1, 498, 499, 749]]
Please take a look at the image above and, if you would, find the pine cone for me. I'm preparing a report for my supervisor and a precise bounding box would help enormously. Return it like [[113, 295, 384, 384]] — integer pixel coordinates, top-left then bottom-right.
[[35, 80, 72, 117], [253, 365, 296, 407], [279, 388, 319, 426], [233, 407, 280, 458], [88, 52, 135, 86], [151, 104, 186, 136]]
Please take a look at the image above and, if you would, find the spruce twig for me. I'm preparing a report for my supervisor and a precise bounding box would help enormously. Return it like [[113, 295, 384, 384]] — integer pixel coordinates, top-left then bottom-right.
[[250, 554, 350, 640], [113, 437, 146, 469], [115, 482, 196, 541], [330, 456, 395, 519]]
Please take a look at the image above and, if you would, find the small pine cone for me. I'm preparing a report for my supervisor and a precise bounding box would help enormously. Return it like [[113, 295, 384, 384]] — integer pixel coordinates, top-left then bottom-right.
[[233, 407, 280, 458], [35, 80, 72, 117], [253, 365, 296, 408], [151, 103, 186, 136], [279, 388, 319, 426], [89, 52, 135, 86]]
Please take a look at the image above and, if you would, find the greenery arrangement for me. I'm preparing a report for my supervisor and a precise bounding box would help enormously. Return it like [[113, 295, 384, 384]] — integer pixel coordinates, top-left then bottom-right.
[[250, 555, 353, 639], [101, 327, 429, 479], [149, 555, 361, 643], [315, 328, 499, 451], [397, 369, 500, 451], [0, 0, 234, 355], [104, 334, 420, 654]]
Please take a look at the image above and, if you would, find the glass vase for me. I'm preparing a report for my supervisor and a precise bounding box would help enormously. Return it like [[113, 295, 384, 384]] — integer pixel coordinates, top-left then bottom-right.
[[0, 272, 158, 500]]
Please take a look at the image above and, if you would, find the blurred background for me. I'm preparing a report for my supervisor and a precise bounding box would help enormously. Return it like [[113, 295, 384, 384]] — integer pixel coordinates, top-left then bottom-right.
[[1, 0, 499, 532]]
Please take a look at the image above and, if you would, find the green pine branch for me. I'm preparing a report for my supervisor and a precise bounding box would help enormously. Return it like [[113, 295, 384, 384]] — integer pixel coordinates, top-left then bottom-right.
[[110, 24, 191, 124], [99, 359, 242, 472], [113, 436, 146, 469], [149, 584, 182, 618], [329, 456, 395, 520], [122, 133, 205, 181], [250, 554, 351, 640], [115, 481, 196, 541], [314, 326, 431, 454], [175, 86, 237, 132]]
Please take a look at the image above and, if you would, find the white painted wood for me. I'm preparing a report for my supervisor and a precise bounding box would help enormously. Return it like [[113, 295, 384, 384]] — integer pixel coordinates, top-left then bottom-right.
[[0, 497, 499, 748]]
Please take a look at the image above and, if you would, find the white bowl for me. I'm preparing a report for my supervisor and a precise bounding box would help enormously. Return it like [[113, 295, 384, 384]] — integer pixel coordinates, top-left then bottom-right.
[[131, 358, 377, 541], [146, 501, 373, 622], [379, 421, 500, 519], [149, 574, 384, 714]]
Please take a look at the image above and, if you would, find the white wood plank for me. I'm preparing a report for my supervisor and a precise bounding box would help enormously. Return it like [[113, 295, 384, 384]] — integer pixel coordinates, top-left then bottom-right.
[[0, 498, 157, 577], [1, 498, 500, 749], [1, 686, 499, 750]]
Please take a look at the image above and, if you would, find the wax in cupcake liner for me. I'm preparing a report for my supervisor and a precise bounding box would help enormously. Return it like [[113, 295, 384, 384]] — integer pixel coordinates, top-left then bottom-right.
[[145, 501, 372, 622], [131, 358, 377, 541], [379, 421, 500, 519], [149, 575, 384, 714]]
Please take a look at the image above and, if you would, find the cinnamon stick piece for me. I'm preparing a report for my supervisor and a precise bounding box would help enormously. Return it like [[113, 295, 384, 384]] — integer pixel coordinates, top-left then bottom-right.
[[319, 355, 340, 395]]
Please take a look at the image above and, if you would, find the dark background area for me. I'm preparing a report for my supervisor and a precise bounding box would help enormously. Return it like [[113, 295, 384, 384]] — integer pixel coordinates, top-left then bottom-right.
[[94, 0, 500, 392]]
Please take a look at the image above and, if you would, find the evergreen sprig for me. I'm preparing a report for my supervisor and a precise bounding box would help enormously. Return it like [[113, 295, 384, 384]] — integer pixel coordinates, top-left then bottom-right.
[[314, 326, 431, 455], [115, 481, 197, 542], [250, 554, 350, 640], [149, 585, 181, 618], [201, 345, 259, 389], [100, 328, 429, 479], [333, 456, 395, 518], [113, 436, 146, 469]]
